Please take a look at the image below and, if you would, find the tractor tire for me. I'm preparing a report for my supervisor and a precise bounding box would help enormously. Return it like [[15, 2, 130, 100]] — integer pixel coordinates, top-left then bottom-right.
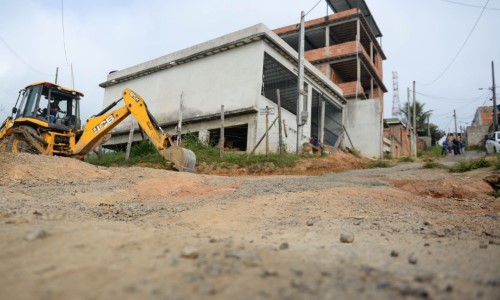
[[7, 126, 45, 154]]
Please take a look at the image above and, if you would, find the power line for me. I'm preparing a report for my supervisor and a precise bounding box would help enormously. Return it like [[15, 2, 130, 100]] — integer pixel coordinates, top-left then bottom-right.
[[0, 36, 51, 76], [414, 90, 490, 102], [305, 0, 323, 17], [422, 0, 490, 86], [61, 0, 70, 65], [432, 91, 492, 117], [439, 0, 500, 11]]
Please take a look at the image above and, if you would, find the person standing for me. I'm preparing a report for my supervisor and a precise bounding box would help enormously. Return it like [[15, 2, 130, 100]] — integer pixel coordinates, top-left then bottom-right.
[[442, 139, 449, 156], [452, 138, 460, 155]]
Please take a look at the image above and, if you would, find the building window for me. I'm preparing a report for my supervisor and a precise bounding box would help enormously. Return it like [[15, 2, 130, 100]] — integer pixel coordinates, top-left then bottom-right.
[[209, 124, 248, 151]]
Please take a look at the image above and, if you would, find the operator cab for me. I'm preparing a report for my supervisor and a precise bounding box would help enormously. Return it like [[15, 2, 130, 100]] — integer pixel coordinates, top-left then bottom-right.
[[13, 82, 83, 131]]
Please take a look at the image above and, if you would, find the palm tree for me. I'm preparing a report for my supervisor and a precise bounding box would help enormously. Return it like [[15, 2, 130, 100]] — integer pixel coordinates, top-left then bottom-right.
[[402, 100, 433, 136]]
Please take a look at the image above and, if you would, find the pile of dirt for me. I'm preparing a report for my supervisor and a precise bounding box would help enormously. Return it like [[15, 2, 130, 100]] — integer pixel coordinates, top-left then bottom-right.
[[391, 177, 493, 201], [291, 150, 367, 175], [0, 151, 237, 204], [0, 152, 112, 186]]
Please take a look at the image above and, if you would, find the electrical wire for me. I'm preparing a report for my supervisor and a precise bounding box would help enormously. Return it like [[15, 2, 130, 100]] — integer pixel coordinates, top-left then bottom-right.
[[61, 0, 70, 65], [432, 91, 492, 118], [0, 36, 51, 76], [305, 0, 323, 17], [422, 0, 490, 86], [439, 0, 500, 11], [414, 90, 491, 103]]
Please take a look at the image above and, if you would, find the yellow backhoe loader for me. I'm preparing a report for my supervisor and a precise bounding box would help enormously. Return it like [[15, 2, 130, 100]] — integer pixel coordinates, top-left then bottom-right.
[[0, 82, 196, 172]]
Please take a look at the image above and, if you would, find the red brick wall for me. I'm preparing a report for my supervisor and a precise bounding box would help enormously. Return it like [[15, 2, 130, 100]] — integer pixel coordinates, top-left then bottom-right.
[[338, 82, 364, 98], [384, 125, 410, 157], [273, 9, 358, 35], [480, 109, 493, 126], [304, 41, 357, 62]]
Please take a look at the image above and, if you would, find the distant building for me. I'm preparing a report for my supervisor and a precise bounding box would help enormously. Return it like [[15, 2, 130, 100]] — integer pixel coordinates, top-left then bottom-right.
[[273, 0, 387, 158], [468, 106, 497, 146], [471, 106, 495, 127], [383, 118, 410, 158]]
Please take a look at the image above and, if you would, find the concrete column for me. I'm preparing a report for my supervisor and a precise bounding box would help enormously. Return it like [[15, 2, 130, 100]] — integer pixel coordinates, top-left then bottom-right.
[[370, 78, 374, 99], [325, 26, 331, 79], [370, 42, 374, 64], [355, 18, 360, 101]]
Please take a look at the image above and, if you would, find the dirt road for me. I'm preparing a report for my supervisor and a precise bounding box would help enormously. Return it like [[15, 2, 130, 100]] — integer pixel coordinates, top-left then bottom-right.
[[0, 152, 499, 299]]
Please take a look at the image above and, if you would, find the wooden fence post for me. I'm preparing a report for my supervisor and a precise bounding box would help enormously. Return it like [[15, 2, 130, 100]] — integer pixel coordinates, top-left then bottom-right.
[[265, 106, 269, 157], [277, 89, 284, 157], [125, 120, 135, 160], [220, 105, 224, 158]]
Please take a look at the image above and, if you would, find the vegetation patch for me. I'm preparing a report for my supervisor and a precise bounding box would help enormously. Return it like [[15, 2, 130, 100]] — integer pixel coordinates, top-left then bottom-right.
[[466, 145, 484, 152], [421, 160, 447, 169], [86, 136, 311, 172], [398, 156, 414, 163], [448, 158, 492, 173], [367, 160, 392, 169], [418, 146, 442, 159]]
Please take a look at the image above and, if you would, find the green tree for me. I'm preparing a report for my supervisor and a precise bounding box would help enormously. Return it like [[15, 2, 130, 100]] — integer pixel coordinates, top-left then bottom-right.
[[402, 100, 433, 136], [429, 123, 445, 146]]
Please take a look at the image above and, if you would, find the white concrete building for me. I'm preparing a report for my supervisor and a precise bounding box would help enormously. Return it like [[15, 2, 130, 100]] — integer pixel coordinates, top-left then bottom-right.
[[99, 24, 346, 154]]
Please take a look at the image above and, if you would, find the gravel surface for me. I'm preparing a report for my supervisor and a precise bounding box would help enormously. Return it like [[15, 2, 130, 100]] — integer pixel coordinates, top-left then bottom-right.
[[0, 151, 499, 299]]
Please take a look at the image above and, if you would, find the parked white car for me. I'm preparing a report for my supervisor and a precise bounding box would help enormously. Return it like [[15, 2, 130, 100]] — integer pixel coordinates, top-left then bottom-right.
[[485, 131, 500, 154]]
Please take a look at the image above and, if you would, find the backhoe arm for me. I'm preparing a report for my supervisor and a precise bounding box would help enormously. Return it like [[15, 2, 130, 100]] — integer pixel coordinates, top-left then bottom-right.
[[71, 89, 196, 172]]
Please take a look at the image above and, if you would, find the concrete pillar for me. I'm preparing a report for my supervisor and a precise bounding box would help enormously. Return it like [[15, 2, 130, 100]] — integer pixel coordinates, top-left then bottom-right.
[[370, 78, 374, 99], [325, 26, 331, 79], [199, 129, 209, 143], [356, 18, 360, 101]]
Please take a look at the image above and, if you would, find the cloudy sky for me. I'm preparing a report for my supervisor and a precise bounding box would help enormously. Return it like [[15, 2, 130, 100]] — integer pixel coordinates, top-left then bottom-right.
[[1, 0, 499, 133]]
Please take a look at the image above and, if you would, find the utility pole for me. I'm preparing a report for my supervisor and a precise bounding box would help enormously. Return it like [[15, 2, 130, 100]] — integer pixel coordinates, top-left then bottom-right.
[[220, 105, 224, 158], [427, 115, 431, 137], [412, 81, 417, 156], [407, 87, 412, 157], [453, 109, 458, 139], [177, 92, 183, 146], [296, 10, 305, 154], [277, 89, 284, 157], [492, 61, 498, 132]]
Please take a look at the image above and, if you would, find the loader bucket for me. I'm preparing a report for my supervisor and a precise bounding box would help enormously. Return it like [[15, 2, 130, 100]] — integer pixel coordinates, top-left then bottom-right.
[[159, 146, 197, 172]]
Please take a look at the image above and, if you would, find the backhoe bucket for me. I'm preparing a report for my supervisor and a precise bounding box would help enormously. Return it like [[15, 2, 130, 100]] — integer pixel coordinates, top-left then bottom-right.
[[160, 146, 196, 172]]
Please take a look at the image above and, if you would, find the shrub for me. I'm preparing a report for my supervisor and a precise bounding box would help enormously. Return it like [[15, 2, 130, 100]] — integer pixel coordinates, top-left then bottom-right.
[[421, 160, 446, 169], [449, 158, 492, 173], [367, 160, 392, 169], [398, 156, 414, 163]]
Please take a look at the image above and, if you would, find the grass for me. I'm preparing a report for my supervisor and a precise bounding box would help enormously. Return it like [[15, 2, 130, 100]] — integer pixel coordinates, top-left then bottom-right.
[[448, 158, 492, 173], [86, 135, 309, 170], [418, 146, 442, 159], [349, 148, 361, 158], [181, 133, 304, 168], [494, 156, 500, 170], [421, 160, 447, 169], [398, 156, 414, 163], [85, 141, 172, 169], [367, 160, 392, 169], [466, 145, 484, 152], [487, 190, 500, 198]]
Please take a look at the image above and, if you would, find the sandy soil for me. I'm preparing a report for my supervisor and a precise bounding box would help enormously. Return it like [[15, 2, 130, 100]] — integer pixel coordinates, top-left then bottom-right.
[[0, 151, 499, 300]]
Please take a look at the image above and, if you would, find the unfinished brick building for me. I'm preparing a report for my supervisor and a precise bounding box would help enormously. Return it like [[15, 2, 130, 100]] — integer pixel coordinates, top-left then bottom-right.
[[274, 0, 387, 103]]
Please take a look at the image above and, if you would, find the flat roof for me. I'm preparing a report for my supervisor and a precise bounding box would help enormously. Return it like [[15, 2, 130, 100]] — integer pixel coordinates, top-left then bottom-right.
[[99, 23, 346, 104], [327, 0, 382, 38]]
